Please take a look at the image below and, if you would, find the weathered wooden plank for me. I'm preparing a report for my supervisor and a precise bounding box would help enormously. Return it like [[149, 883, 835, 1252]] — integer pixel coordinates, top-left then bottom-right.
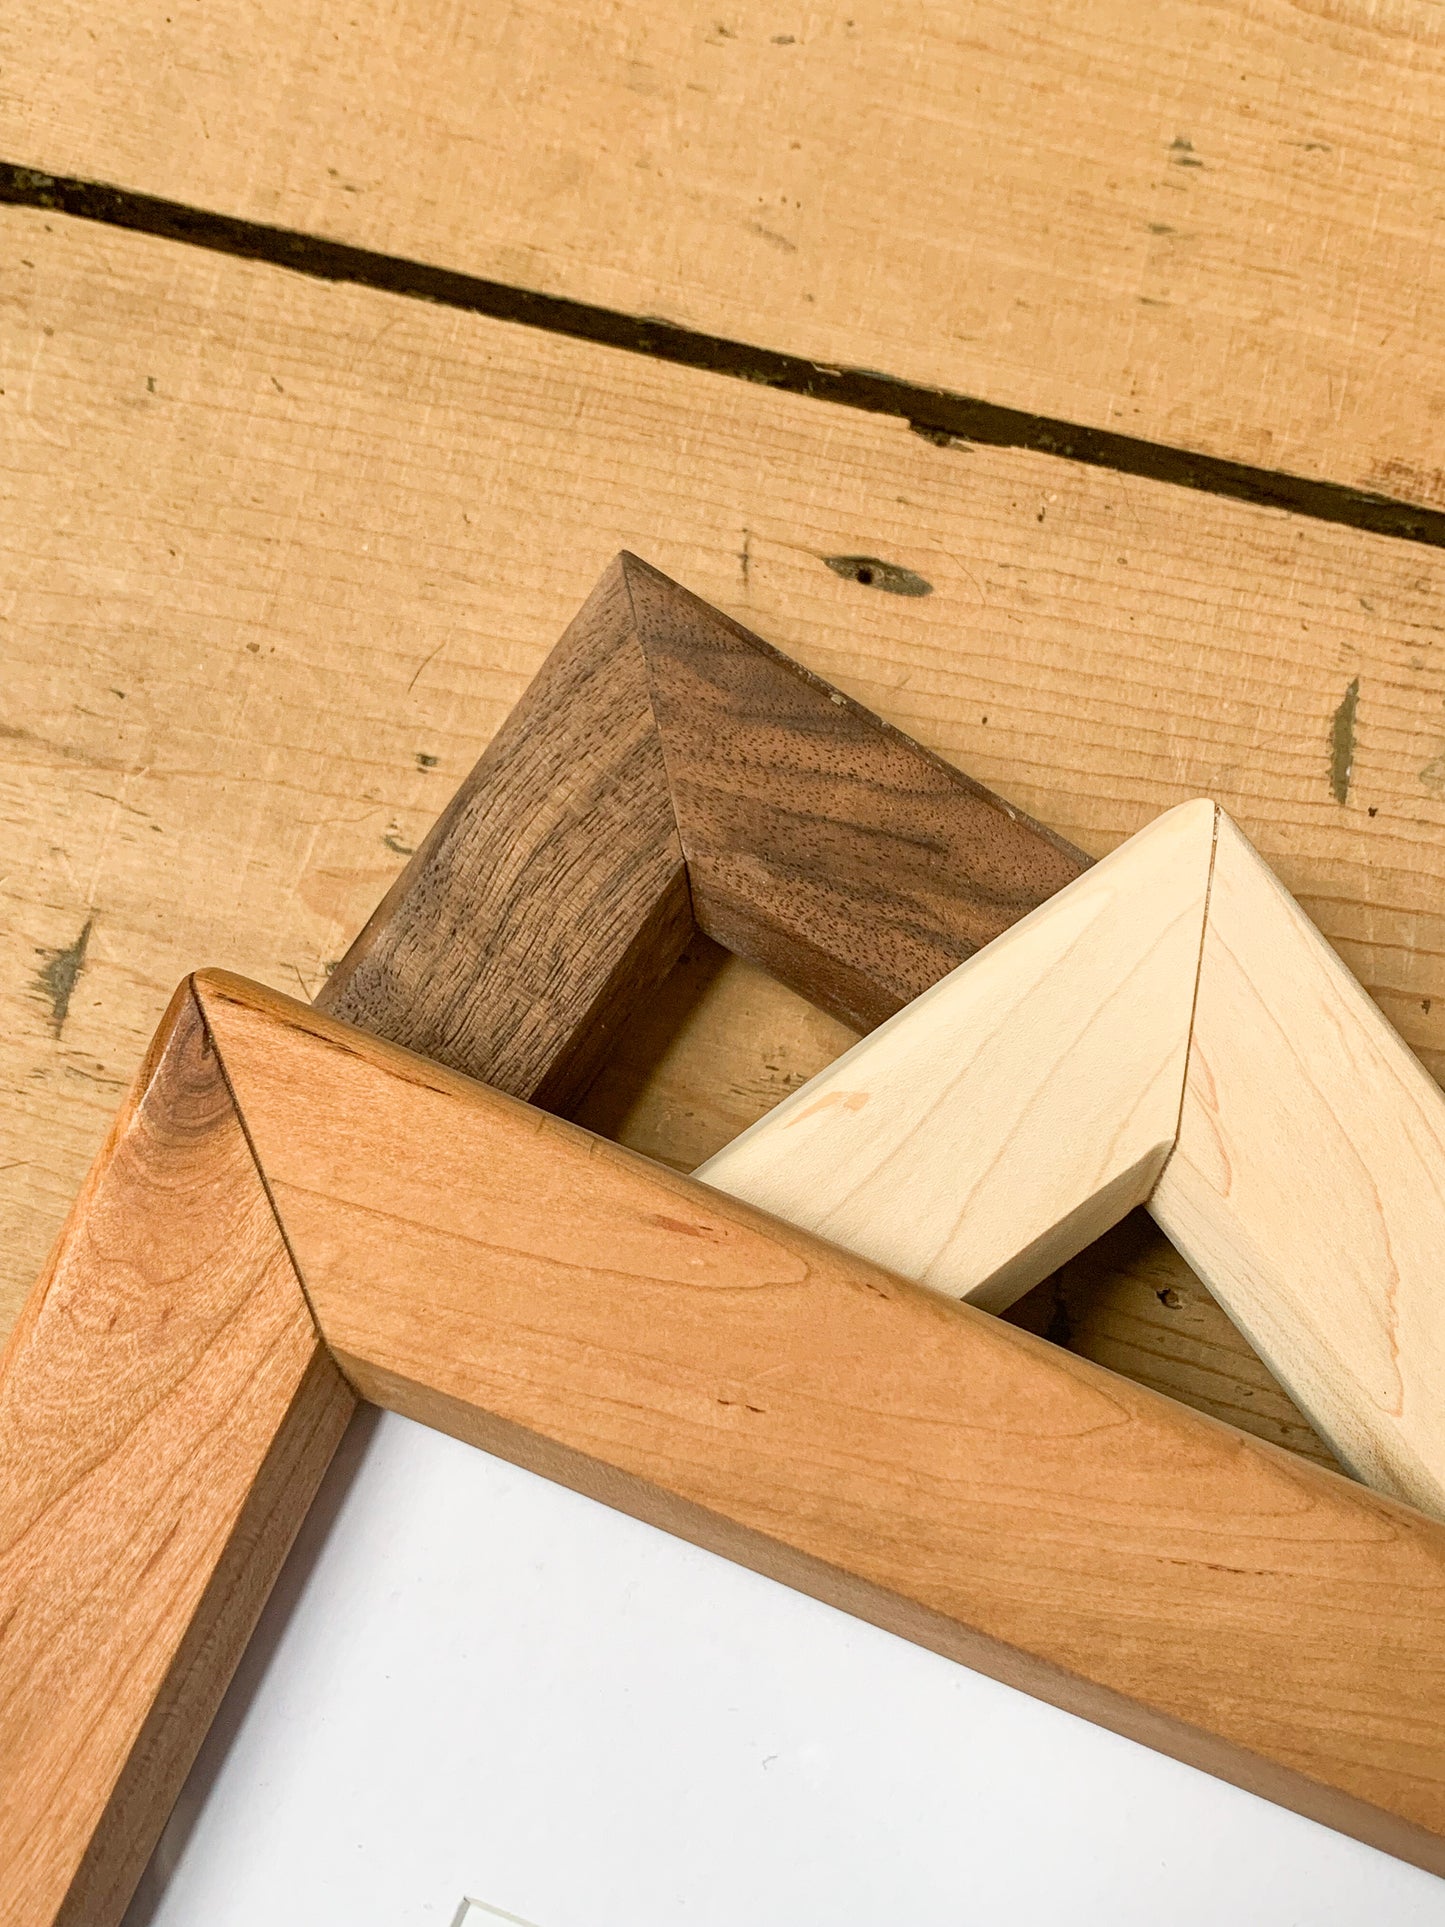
[[2, 0, 1444, 498]]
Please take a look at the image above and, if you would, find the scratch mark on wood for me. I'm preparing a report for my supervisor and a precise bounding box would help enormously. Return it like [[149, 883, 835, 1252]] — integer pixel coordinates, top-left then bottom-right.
[[746, 221, 798, 254], [407, 639, 447, 694], [783, 1089, 870, 1128]]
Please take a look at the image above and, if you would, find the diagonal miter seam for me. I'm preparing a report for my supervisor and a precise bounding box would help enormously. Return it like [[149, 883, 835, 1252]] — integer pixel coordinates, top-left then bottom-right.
[[1149, 800, 1222, 1198], [190, 974, 342, 1377], [619, 547, 878, 776], [617, 549, 1091, 881], [616, 553, 698, 929], [620, 549, 874, 773]]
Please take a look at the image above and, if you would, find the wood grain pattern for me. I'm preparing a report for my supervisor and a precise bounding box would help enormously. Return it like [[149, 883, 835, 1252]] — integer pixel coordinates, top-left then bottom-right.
[[6, 1, 1445, 497], [698, 799, 1212, 1310], [316, 556, 691, 1109], [572, 951, 1339, 1467], [625, 554, 1086, 1033], [1152, 812, 1445, 1519], [190, 971, 1445, 1874], [317, 549, 1084, 1089], [16, 208, 1445, 1454], [0, 982, 353, 1927]]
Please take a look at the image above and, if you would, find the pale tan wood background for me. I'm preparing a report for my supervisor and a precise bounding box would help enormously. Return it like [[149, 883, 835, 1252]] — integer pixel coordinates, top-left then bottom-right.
[[4, 1, 1445, 499], [7, 0, 1445, 1473]]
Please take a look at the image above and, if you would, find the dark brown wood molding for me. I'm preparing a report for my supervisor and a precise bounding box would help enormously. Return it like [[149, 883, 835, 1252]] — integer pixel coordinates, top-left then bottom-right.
[[314, 559, 692, 1110], [626, 555, 1087, 1030], [316, 553, 1088, 1105]]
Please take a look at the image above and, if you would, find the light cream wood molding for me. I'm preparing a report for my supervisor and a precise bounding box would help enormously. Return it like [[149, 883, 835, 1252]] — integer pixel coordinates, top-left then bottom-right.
[[700, 798, 1445, 1521], [1151, 813, 1445, 1514], [701, 800, 1214, 1314]]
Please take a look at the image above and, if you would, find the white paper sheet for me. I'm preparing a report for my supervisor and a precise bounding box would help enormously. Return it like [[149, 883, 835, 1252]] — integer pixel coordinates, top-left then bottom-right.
[[125, 1409, 1445, 1927]]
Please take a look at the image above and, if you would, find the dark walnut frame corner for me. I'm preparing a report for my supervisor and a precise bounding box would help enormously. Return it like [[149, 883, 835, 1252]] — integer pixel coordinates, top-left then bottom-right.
[[316, 551, 1087, 1111]]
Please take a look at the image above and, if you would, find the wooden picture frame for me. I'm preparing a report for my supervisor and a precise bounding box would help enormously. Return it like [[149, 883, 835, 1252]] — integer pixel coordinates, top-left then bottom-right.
[[314, 550, 1088, 1109], [3, 558, 1096, 1925], [6, 968, 1445, 1927], [702, 797, 1445, 1521]]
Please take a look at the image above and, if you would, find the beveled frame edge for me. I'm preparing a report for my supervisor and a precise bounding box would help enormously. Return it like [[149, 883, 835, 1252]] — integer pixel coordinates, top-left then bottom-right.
[[698, 797, 1445, 1522], [0, 981, 356, 1927], [7, 971, 1445, 1927], [314, 552, 1089, 1111]]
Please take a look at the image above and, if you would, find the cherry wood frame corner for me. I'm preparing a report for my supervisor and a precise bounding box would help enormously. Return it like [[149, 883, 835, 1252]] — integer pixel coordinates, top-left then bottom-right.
[[0, 555, 1097, 1926], [6, 970, 1445, 1927]]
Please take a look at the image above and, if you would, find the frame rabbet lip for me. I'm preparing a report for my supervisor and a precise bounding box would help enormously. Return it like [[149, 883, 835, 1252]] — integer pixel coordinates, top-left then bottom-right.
[[4, 968, 1445, 1927]]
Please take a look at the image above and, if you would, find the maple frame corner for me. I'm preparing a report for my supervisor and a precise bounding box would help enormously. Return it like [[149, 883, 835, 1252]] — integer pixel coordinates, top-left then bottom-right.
[[702, 794, 1445, 1524]]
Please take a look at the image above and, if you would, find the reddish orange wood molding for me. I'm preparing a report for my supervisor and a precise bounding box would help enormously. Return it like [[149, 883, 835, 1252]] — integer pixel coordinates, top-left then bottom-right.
[[4, 972, 1445, 1927]]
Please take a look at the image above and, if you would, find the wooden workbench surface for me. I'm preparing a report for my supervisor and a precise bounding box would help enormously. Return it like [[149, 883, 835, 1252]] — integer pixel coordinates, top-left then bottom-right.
[[4, 4, 1445, 1471], [6, 0, 1445, 502]]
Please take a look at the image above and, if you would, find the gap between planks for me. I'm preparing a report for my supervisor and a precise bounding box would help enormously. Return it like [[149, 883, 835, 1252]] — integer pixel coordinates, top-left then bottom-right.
[[1, 164, 1441, 551], [4, 0, 1445, 502]]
